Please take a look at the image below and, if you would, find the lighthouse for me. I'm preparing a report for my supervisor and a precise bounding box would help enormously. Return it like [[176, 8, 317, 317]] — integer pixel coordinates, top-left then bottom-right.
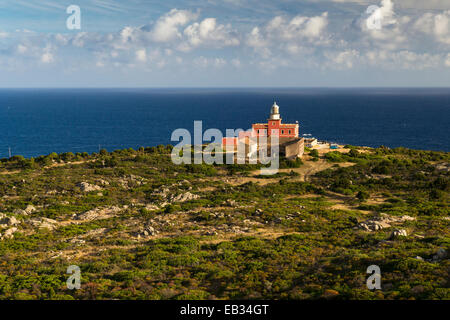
[[222, 101, 304, 159], [252, 102, 299, 138]]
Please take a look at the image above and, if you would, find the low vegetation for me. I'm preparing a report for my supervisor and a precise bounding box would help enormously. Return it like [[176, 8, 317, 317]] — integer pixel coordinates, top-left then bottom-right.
[[0, 145, 448, 300]]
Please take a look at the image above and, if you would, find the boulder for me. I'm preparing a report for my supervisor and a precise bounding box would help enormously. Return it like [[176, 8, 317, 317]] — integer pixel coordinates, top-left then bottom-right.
[[433, 248, 447, 261], [77, 182, 102, 192], [389, 229, 408, 239], [97, 179, 110, 186], [435, 163, 450, 172], [142, 226, 157, 237], [28, 217, 58, 230], [231, 226, 244, 234], [377, 213, 415, 224], [0, 216, 20, 227], [135, 225, 158, 239], [398, 215, 415, 222], [170, 192, 199, 203], [120, 175, 147, 188], [357, 213, 415, 232], [13, 205, 37, 216], [13, 209, 28, 215], [2, 227, 18, 239], [24, 205, 37, 215], [145, 204, 159, 211], [358, 220, 389, 231]]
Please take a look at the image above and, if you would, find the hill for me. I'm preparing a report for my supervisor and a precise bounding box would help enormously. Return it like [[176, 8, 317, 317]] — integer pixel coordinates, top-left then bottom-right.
[[0, 145, 448, 300]]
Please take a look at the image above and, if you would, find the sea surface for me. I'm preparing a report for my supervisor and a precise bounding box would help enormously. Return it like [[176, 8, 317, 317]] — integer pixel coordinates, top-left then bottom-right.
[[0, 88, 449, 158]]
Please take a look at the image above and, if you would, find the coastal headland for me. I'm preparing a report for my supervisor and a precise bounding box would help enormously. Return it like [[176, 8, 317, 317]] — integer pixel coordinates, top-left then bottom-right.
[[0, 143, 448, 300]]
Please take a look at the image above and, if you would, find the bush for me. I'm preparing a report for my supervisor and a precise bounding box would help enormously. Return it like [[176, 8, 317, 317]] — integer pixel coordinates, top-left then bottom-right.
[[356, 190, 370, 201], [310, 149, 319, 158]]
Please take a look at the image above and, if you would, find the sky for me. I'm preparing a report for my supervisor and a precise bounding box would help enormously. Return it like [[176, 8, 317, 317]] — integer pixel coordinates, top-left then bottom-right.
[[0, 0, 449, 87]]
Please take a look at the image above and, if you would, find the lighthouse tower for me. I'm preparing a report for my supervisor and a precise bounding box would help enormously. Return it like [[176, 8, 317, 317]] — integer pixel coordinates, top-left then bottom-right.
[[266, 101, 282, 136], [269, 101, 281, 120]]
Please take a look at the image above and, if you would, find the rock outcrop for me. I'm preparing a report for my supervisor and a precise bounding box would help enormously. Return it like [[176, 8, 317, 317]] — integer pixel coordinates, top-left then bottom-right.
[[0, 215, 20, 227], [357, 213, 415, 232], [27, 217, 58, 230], [169, 192, 199, 203], [357, 220, 390, 231], [77, 182, 102, 192], [1, 227, 18, 240], [13, 205, 37, 216], [74, 206, 121, 221], [145, 204, 159, 211], [134, 225, 158, 239], [118, 174, 147, 189], [389, 229, 408, 239], [152, 186, 200, 206]]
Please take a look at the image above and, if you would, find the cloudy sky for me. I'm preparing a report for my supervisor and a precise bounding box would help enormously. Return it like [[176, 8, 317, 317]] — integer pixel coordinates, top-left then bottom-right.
[[0, 0, 449, 87]]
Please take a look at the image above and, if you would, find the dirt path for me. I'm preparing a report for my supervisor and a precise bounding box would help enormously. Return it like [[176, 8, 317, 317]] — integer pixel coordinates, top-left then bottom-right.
[[212, 158, 355, 187], [0, 170, 20, 175]]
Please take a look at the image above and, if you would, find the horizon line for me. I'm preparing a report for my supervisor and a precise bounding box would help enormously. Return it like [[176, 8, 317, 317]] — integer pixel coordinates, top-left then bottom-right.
[[0, 86, 449, 89]]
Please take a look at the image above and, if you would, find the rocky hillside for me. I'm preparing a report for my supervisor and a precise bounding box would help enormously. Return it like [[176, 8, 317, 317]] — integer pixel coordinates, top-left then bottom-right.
[[0, 145, 448, 300]]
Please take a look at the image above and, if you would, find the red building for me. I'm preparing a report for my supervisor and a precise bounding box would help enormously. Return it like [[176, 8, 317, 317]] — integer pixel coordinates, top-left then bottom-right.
[[252, 102, 299, 138], [222, 102, 299, 146]]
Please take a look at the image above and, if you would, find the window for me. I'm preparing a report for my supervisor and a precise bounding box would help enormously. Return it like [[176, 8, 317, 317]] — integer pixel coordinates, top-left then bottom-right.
[[281, 130, 284, 134], [288, 130, 291, 134], [257, 129, 260, 134]]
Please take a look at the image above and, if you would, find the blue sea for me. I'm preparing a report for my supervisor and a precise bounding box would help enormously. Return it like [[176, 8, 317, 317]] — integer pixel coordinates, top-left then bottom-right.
[[0, 88, 449, 158]]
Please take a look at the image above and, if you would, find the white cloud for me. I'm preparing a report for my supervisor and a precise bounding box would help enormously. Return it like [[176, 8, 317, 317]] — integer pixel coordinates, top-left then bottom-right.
[[360, 0, 404, 45], [213, 57, 227, 67], [246, 12, 330, 57], [364, 50, 442, 69], [331, 0, 450, 10], [445, 53, 450, 67], [325, 50, 360, 69], [150, 9, 198, 42], [183, 18, 240, 49], [41, 52, 54, 63], [414, 10, 450, 44], [136, 49, 147, 62], [265, 12, 328, 41], [366, 0, 397, 29], [193, 56, 227, 68], [0, 4, 449, 78]]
